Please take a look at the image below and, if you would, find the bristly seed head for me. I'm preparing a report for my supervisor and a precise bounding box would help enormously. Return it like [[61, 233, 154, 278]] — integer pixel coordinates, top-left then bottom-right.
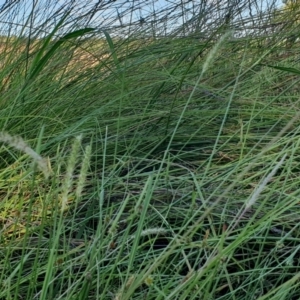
[[0, 131, 52, 179]]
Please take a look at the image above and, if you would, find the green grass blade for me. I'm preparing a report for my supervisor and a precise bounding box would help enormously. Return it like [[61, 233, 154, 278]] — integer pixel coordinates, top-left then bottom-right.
[[28, 11, 71, 77], [101, 29, 120, 69], [28, 27, 95, 81], [260, 64, 300, 75]]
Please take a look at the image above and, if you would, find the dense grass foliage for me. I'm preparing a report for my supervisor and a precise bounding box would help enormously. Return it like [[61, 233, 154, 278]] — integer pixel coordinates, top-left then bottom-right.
[[1, 1, 300, 299]]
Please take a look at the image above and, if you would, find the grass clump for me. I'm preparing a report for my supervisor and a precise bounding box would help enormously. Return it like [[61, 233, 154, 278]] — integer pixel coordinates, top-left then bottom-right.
[[1, 0, 300, 299]]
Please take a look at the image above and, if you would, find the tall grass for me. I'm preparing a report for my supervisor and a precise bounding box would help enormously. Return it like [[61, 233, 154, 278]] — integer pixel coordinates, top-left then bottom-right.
[[1, 0, 300, 299]]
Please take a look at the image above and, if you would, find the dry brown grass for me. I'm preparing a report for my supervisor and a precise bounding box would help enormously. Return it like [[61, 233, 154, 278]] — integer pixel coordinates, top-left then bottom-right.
[[0, 37, 110, 93]]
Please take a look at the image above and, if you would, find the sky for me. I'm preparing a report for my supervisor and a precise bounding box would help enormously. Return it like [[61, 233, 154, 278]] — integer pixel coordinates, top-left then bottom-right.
[[0, 0, 286, 37]]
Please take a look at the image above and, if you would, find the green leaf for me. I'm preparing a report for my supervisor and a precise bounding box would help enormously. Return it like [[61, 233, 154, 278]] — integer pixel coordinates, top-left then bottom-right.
[[101, 29, 120, 69], [260, 63, 300, 75], [29, 12, 70, 76], [28, 27, 95, 81]]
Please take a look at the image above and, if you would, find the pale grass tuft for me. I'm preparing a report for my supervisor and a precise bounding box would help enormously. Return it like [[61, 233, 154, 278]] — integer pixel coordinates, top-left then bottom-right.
[[229, 153, 287, 233], [129, 227, 168, 240], [125, 274, 135, 289], [0, 131, 51, 179], [61, 135, 82, 212], [75, 144, 91, 199], [245, 153, 287, 209], [201, 30, 232, 76], [140, 227, 168, 236], [114, 274, 136, 300]]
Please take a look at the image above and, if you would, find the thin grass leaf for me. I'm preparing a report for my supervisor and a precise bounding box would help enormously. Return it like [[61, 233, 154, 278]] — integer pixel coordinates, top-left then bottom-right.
[[101, 29, 120, 69], [29, 11, 70, 76], [260, 64, 300, 75], [28, 27, 95, 81]]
